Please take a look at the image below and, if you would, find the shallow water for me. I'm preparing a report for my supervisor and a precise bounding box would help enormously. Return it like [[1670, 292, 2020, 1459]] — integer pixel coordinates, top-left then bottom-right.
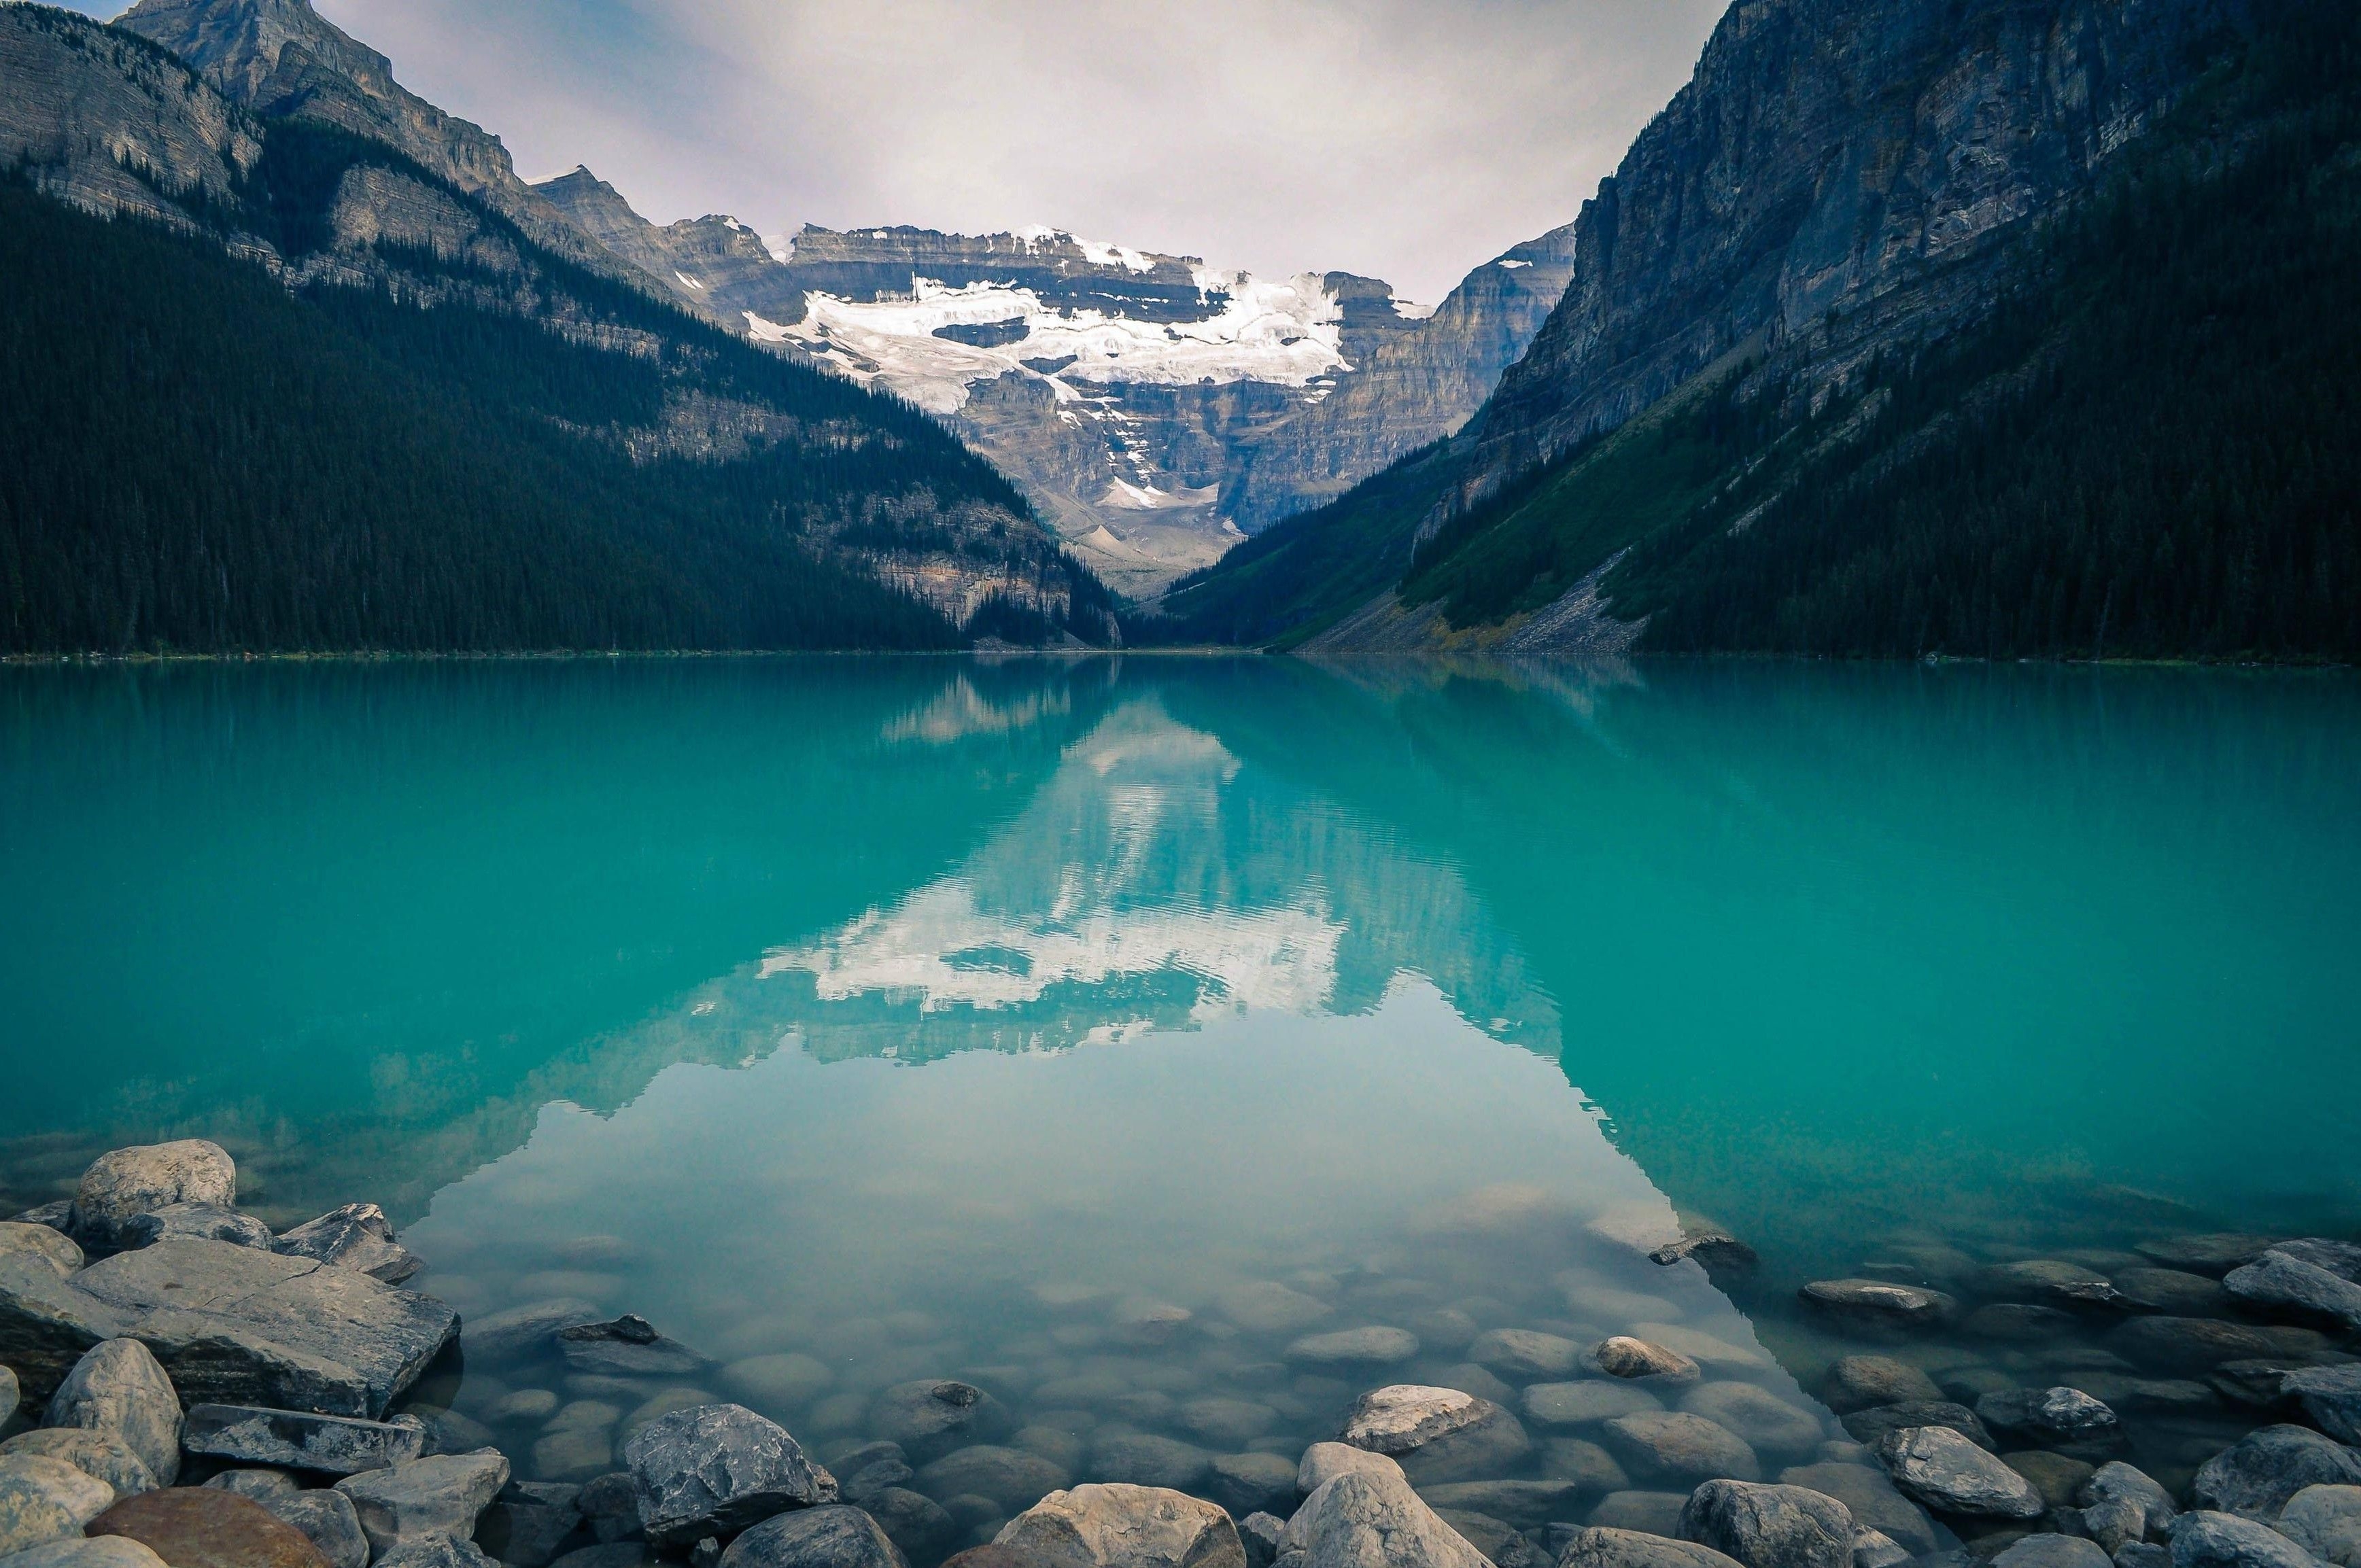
[[4, 657, 2358, 1556]]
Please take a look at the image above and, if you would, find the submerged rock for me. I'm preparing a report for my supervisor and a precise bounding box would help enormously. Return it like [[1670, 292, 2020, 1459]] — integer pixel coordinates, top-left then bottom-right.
[[1969, 1264, 2128, 1312], [1874, 1427, 2043, 1519], [1975, 1389, 2123, 1453], [1470, 1329, 1584, 1381], [718, 1505, 902, 1568], [1849, 1527, 1910, 1568], [1799, 1283, 1956, 1335], [1284, 1327, 1421, 1368], [71, 1142, 237, 1253], [557, 1318, 712, 1380], [1678, 1386, 1824, 1460], [870, 1380, 1001, 1465], [621, 1404, 831, 1548], [1086, 1431, 1211, 1493], [1775, 1465, 1936, 1556], [2284, 1366, 2361, 1446], [1677, 1480, 1855, 1568], [183, 1404, 428, 1476], [273, 1206, 420, 1287], [465, 1301, 604, 1368], [1838, 1402, 1992, 1451], [2133, 1236, 2284, 1278], [917, 1445, 1072, 1514], [995, 1482, 1245, 1567], [120, 1205, 274, 1253], [1527, 1381, 1666, 1428], [2110, 1271, 2233, 1318], [2107, 1319, 2284, 1373], [2190, 1425, 2361, 1521], [1216, 1281, 1333, 1336], [1205, 1452, 1296, 1520], [2224, 1253, 2361, 1334], [1821, 1359, 1941, 1416], [86, 1487, 330, 1568], [1602, 1412, 1761, 1487], [1595, 1340, 1702, 1385], [46, 1338, 184, 1486], [1419, 1478, 1581, 1529]]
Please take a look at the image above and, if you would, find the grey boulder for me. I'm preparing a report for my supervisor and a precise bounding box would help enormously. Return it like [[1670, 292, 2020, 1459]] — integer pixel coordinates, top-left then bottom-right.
[[2283, 1367, 2361, 1446], [1298, 1444, 1404, 1495], [1976, 1389, 2123, 1453], [72, 1240, 458, 1418], [1874, 1427, 2044, 1519], [2274, 1484, 2361, 1568], [0, 1539, 169, 1568], [2224, 1255, 2361, 1335], [1558, 1527, 1746, 1568], [1988, 1536, 2112, 1568], [119, 1205, 274, 1253], [1594, 1340, 1702, 1386], [46, 1338, 184, 1486], [1279, 1469, 1488, 1568], [267, 1486, 371, 1568], [71, 1142, 237, 1252], [182, 1404, 428, 1476], [717, 1505, 903, 1568], [1601, 1412, 1761, 1487], [336, 1449, 513, 1554], [0, 1452, 116, 1556], [994, 1482, 1245, 1567], [2192, 1425, 2361, 1521], [273, 1206, 421, 1287], [1849, 1528, 1909, 1568], [2167, 1511, 2322, 1568], [375, 1537, 500, 1568], [0, 1363, 16, 1426], [621, 1402, 831, 1548], [1677, 1480, 1855, 1568], [2079, 1463, 2177, 1553], [0, 1223, 85, 1279], [1338, 1386, 1531, 1484]]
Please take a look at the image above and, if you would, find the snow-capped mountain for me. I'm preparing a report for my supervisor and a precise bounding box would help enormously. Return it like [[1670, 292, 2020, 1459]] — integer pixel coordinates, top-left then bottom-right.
[[536, 170, 1578, 596]]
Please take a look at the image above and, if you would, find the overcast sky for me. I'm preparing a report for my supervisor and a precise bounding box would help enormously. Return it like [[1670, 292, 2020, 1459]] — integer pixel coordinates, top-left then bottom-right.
[[87, 0, 1728, 304]]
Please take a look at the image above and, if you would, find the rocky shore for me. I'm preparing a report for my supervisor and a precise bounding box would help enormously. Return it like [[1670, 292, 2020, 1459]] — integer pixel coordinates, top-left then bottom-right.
[[3, 1142, 2358, 1568]]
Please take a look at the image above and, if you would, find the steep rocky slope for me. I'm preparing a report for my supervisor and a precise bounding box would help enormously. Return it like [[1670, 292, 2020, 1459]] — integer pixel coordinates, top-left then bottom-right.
[[1150, 0, 2358, 658], [0, 1, 1115, 651], [534, 173, 1578, 596]]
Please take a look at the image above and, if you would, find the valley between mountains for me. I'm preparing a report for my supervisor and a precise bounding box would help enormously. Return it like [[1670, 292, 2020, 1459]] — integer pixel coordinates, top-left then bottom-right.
[[0, 0, 2354, 657]]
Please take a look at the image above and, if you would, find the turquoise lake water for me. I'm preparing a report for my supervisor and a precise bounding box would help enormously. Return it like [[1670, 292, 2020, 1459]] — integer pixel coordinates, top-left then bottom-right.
[[3, 657, 2357, 1548]]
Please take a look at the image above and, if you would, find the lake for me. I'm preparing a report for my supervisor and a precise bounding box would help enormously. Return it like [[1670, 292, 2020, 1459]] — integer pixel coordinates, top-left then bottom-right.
[[4, 656, 2358, 1561]]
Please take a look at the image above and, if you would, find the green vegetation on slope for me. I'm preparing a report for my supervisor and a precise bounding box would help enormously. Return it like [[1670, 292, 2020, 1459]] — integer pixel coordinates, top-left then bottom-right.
[[1, 110, 1114, 653]]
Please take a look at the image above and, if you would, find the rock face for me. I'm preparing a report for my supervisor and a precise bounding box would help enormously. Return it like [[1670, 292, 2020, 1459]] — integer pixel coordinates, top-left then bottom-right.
[[182, 1404, 429, 1476], [1677, 1481, 1855, 1568], [621, 1404, 832, 1548], [532, 173, 1578, 596], [46, 1338, 186, 1486], [88, 1488, 332, 1568], [71, 1240, 458, 1418], [1279, 1469, 1489, 1568], [70, 1142, 238, 1253], [1875, 1427, 2044, 1518], [993, 1483, 1246, 1568]]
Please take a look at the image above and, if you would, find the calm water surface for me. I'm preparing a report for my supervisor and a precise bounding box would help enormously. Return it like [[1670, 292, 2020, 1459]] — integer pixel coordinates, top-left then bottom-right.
[[3, 657, 2356, 1549]]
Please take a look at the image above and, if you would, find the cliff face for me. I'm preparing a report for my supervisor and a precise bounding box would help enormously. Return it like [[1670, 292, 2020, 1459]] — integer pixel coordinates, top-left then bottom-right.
[[1460, 0, 2250, 502], [529, 187, 1580, 595]]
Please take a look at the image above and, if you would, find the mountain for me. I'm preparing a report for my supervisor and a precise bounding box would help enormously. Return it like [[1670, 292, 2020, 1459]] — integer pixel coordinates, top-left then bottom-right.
[[0, 0, 1115, 652], [1149, 0, 2361, 660], [532, 171, 1579, 596]]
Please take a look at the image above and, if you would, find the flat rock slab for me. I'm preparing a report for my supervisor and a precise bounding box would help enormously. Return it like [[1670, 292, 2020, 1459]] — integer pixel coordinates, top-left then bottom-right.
[[71, 1240, 457, 1418], [719, 1506, 904, 1568], [88, 1486, 332, 1568], [47, 1338, 185, 1486], [335, 1450, 513, 1554], [73, 1142, 238, 1253], [1876, 1427, 2043, 1519], [996, 1482, 1246, 1568], [623, 1402, 831, 1548], [185, 1404, 429, 1476]]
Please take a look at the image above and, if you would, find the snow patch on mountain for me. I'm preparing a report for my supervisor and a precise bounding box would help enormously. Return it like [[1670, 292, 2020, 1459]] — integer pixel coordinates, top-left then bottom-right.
[[777, 271, 1349, 415]]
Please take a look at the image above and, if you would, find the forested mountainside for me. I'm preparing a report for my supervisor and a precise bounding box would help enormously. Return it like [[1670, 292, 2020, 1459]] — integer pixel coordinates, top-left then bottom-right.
[[533, 171, 1582, 597], [1145, 0, 2360, 661], [0, 3, 1115, 653]]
